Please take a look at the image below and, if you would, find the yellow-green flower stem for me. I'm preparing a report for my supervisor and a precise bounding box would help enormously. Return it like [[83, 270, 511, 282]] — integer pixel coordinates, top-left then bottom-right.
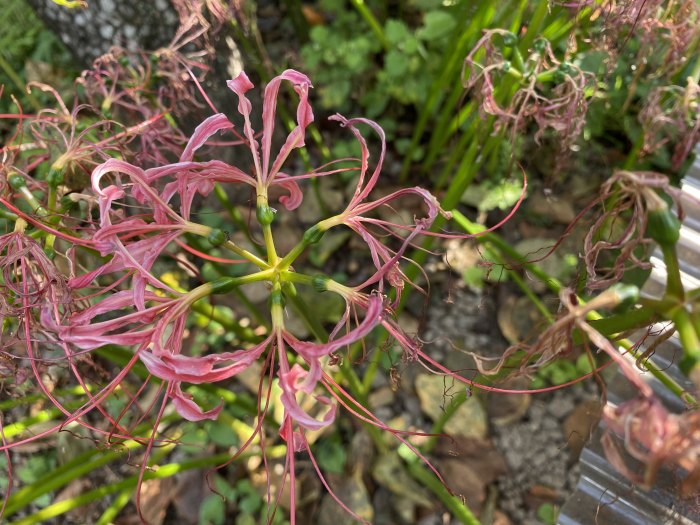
[[349, 0, 388, 51], [661, 243, 684, 301], [256, 189, 279, 266], [46, 161, 66, 217], [184, 221, 269, 269], [504, 65, 524, 81], [15, 184, 49, 218], [173, 271, 275, 341], [398, 445, 481, 525], [270, 280, 285, 331], [13, 217, 27, 233], [691, 306, 700, 343], [190, 277, 273, 343], [278, 215, 345, 271], [95, 488, 131, 525], [279, 270, 353, 296], [672, 306, 700, 379], [186, 211, 351, 341]]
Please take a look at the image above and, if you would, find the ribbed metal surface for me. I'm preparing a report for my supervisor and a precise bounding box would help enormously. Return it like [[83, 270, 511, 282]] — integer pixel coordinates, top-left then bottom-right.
[[558, 152, 700, 525]]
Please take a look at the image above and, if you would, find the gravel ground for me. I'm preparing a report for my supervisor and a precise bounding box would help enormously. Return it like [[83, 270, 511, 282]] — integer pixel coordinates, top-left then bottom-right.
[[422, 283, 600, 525]]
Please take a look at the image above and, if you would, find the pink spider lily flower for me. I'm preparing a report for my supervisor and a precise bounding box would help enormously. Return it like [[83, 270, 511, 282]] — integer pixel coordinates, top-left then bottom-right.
[[313, 115, 449, 299], [56, 281, 271, 421], [2, 65, 536, 524]]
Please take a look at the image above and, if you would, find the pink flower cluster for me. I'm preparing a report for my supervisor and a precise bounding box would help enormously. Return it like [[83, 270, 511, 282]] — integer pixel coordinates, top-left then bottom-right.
[[12, 69, 463, 511]]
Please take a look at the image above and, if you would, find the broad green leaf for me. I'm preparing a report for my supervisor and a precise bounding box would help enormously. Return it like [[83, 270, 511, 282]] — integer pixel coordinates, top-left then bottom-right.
[[417, 11, 457, 41]]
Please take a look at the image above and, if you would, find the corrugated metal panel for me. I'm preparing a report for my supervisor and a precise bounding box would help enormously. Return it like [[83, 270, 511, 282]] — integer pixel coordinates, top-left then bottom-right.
[[558, 151, 700, 525]]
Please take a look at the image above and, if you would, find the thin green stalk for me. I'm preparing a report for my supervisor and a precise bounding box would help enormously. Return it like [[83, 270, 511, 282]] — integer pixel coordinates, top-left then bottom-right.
[[183, 233, 270, 329], [508, 267, 554, 323], [222, 238, 269, 268], [518, 0, 550, 52], [187, 221, 268, 268], [0, 54, 40, 111], [349, 0, 388, 50], [95, 488, 131, 525], [674, 307, 700, 370], [661, 244, 684, 300], [398, 446, 480, 525]]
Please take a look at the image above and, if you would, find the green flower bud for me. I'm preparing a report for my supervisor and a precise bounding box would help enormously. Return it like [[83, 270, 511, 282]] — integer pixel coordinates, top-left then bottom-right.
[[8, 174, 26, 190], [60, 195, 77, 211], [207, 228, 228, 247], [502, 31, 518, 47], [558, 61, 576, 76], [312, 274, 329, 293], [47, 167, 65, 188], [533, 38, 548, 54], [256, 204, 276, 226], [609, 283, 640, 309], [303, 224, 325, 245], [646, 208, 681, 247]]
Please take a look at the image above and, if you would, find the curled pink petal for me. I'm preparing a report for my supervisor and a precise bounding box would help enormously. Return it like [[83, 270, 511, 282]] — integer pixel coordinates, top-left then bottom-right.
[[139, 335, 271, 384], [263, 70, 313, 183], [272, 174, 303, 210], [171, 383, 223, 421], [284, 293, 383, 359], [330, 114, 385, 209], [279, 364, 337, 431], [227, 71, 262, 181], [180, 113, 233, 162]]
